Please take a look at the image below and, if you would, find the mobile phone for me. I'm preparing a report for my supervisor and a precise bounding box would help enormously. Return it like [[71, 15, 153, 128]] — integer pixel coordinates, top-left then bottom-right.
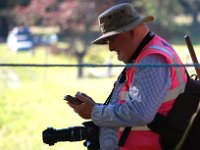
[[63, 95, 83, 105]]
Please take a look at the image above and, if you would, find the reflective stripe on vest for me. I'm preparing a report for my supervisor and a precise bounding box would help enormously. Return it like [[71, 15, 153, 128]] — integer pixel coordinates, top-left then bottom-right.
[[120, 91, 128, 100], [120, 45, 186, 103], [120, 125, 150, 131], [119, 45, 186, 132], [149, 45, 186, 102]]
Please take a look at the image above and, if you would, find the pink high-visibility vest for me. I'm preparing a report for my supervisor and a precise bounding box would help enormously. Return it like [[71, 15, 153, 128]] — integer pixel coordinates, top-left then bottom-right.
[[118, 35, 187, 150]]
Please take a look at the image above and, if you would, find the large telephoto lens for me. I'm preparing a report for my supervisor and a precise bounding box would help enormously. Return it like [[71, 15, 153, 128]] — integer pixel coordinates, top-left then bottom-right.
[[42, 126, 88, 146]]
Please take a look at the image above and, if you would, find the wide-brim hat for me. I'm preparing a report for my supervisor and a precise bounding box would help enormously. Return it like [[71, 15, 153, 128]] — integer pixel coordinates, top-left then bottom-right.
[[92, 3, 154, 45]]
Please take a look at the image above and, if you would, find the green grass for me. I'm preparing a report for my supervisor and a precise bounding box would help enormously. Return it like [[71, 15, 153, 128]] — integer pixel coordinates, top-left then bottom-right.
[[0, 42, 199, 150], [0, 44, 119, 150]]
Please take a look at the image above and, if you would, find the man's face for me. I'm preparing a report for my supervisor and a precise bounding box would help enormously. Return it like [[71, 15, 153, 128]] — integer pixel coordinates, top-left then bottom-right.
[[107, 31, 136, 63]]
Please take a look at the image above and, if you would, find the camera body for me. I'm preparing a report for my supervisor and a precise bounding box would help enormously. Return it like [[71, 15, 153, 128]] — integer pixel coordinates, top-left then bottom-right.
[[42, 121, 100, 150]]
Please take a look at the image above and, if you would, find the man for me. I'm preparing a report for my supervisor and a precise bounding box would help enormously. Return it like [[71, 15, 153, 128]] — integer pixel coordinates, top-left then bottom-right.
[[67, 3, 187, 150]]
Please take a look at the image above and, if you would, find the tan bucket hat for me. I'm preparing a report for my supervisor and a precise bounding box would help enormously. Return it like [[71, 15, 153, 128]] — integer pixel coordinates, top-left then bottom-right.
[[92, 3, 154, 44]]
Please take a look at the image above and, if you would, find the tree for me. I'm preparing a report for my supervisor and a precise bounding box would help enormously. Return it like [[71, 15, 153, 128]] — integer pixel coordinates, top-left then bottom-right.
[[132, 0, 183, 40], [179, 0, 200, 25]]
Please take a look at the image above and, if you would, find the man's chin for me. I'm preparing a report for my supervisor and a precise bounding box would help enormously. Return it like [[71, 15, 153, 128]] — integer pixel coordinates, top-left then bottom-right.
[[118, 58, 126, 63], [117, 56, 126, 63], [117, 56, 122, 62]]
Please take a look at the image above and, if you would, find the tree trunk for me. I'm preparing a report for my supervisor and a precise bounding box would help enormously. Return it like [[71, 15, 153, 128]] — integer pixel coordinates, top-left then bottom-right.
[[192, 10, 199, 25], [77, 54, 84, 79], [0, 16, 9, 42]]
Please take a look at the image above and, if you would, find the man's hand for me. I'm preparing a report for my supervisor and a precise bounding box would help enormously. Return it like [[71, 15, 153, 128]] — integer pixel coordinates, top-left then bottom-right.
[[67, 92, 96, 119]]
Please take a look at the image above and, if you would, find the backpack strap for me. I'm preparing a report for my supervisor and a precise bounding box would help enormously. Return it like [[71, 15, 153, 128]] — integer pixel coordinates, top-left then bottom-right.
[[175, 101, 200, 150]]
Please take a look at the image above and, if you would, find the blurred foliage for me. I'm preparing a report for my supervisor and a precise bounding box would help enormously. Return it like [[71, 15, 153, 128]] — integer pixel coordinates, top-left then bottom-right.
[[132, 0, 183, 40], [0, 0, 31, 40], [134, 0, 183, 26], [179, 0, 200, 25]]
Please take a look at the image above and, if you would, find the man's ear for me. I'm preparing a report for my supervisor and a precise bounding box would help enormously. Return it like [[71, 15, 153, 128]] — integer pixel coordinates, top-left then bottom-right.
[[129, 29, 136, 40], [129, 29, 135, 38]]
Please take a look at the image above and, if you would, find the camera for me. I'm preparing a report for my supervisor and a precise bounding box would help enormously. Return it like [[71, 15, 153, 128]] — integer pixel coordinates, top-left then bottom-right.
[[42, 121, 100, 150], [63, 95, 83, 105]]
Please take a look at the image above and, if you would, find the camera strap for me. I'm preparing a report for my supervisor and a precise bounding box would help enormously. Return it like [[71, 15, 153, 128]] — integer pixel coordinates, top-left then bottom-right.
[[103, 68, 132, 147], [104, 68, 126, 105], [118, 127, 132, 147]]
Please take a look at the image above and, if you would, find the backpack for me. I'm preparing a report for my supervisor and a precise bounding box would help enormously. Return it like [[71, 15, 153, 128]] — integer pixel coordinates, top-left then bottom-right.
[[148, 74, 200, 150], [175, 102, 200, 150]]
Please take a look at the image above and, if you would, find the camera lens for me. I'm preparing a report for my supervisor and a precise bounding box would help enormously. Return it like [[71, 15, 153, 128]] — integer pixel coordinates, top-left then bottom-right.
[[42, 126, 87, 146]]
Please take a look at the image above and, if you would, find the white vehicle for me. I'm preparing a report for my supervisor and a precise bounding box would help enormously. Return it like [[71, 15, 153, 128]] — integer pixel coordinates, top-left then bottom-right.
[[7, 26, 33, 52]]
